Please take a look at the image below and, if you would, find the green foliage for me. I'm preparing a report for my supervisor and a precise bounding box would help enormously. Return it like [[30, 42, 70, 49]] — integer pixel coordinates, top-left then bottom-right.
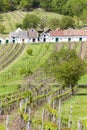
[[0, 24, 6, 34], [23, 113, 28, 121], [45, 49, 87, 94], [20, 67, 32, 76], [45, 44, 49, 50], [40, 0, 52, 11], [27, 48, 33, 56], [59, 16, 75, 29], [0, 0, 87, 20], [48, 18, 60, 29], [0, 124, 5, 130], [48, 16, 75, 29], [23, 14, 40, 29], [20, 0, 32, 11], [16, 23, 23, 29], [44, 121, 58, 130]]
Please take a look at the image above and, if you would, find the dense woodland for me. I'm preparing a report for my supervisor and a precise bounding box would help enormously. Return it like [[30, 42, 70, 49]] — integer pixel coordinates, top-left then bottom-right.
[[1, 0, 87, 17]]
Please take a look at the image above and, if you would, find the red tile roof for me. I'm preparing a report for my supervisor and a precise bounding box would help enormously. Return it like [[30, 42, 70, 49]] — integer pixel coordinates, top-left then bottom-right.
[[50, 29, 63, 36], [50, 28, 87, 37]]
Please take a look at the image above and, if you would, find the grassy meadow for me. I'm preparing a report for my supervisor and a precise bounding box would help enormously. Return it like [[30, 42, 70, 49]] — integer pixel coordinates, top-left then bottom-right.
[[61, 87, 87, 130], [0, 43, 55, 95], [0, 9, 63, 38]]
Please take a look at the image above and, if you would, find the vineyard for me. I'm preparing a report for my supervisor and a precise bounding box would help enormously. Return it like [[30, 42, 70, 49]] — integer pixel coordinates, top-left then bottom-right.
[[0, 42, 87, 130], [0, 9, 63, 38]]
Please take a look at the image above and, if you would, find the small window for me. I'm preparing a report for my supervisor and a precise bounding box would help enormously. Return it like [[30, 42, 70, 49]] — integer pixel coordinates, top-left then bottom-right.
[[79, 37, 82, 41], [13, 37, 15, 39], [68, 38, 71, 41], [56, 38, 59, 42], [6, 40, 9, 44], [13, 40, 15, 43]]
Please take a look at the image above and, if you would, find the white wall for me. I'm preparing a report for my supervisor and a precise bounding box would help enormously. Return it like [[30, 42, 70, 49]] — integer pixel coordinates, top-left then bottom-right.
[[0, 38, 5, 44], [10, 38, 29, 43], [50, 36, 87, 42], [28, 38, 38, 43], [39, 33, 50, 42]]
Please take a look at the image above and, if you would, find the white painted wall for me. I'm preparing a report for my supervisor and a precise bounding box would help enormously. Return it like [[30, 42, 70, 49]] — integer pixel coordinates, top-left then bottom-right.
[[28, 38, 38, 43], [39, 33, 50, 42], [10, 38, 29, 43], [49, 36, 87, 43], [0, 38, 5, 44]]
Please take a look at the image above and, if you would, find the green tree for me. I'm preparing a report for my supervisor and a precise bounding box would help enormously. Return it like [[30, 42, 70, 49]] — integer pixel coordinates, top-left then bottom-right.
[[45, 49, 87, 95], [51, 0, 68, 13], [16, 23, 23, 29], [40, 0, 52, 11], [48, 18, 60, 29], [8, 0, 20, 10], [20, 0, 33, 11], [59, 16, 75, 29], [23, 14, 40, 29], [0, 0, 9, 12], [80, 10, 87, 26]]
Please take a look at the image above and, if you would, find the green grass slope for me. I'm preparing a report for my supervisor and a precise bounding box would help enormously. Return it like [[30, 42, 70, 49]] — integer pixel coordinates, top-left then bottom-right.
[[61, 87, 87, 129], [0, 43, 55, 95], [0, 9, 63, 38]]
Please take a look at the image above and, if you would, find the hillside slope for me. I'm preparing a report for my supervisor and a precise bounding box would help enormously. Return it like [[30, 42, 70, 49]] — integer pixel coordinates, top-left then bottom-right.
[[0, 9, 63, 38]]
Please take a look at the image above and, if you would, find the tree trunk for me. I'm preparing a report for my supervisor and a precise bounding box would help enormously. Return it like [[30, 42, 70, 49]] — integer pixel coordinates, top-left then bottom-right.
[[71, 86, 74, 95]]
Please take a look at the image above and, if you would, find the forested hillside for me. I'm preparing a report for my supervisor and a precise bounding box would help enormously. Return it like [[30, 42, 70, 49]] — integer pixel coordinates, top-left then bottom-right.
[[0, 0, 87, 17]]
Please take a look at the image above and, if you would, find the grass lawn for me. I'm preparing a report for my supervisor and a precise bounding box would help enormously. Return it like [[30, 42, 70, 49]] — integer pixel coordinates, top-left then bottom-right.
[[0, 84, 19, 95], [78, 74, 87, 85], [0, 43, 54, 95], [61, 87, 87, 130]]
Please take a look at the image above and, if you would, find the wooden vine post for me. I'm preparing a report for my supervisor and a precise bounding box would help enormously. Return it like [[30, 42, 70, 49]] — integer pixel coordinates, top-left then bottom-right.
[[52, 101, 55, 122], [26, 106, 31, 130], [20, 99, 24, 111], [6, 114, 10, 130], [42, 108, 45, 130], [68, 106, 73, 128], [78, 121, 83, 130], [24, 98, 28, 113], [58, 99, 61, 130]]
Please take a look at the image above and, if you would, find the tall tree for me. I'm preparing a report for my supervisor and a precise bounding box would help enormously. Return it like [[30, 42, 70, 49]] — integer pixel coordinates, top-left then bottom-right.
[[23, 14, 40, 29], [59, 16, 75, 29], [40, 0, 52, 11], [20, 0, 33, 11], [44, 49, 87, 95], [0, 0, 9, 12], [48, 18, 60, 29]]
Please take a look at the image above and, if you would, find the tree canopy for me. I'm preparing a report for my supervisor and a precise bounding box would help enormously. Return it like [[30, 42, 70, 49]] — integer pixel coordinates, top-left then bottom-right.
[[44, 48, 87, 94], [23, 14, 40, 29], [0, 0, 87, 27], [0, 0, 87, 17]]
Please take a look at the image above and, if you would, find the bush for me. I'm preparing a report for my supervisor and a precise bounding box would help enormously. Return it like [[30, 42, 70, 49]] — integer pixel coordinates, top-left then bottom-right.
[[27, 48, 33, 56], [23, 14, 40, 29]]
